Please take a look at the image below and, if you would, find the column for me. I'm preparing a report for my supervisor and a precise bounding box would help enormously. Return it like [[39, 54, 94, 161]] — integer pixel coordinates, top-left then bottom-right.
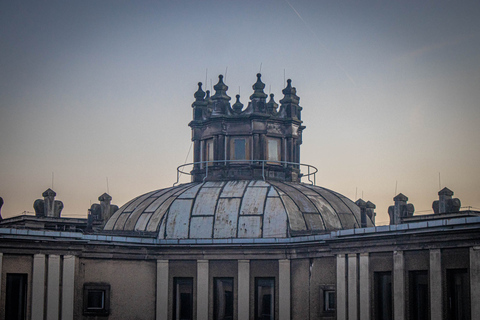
[[197, 260, 209, 320], [279, 259, 291, 320], [359, 253, 370, 320], [429, 249, 442, 320], [156, 260, 169, 320], [32, 254, 46, 320], [47, 255, 60, 320], [348, 254, 358, 320], [336, 254, 347, 320], [470, 247, 480, 316], [61, 255, 76, 320], [393, 251, 405, 320], [238, 260, 250, 320]]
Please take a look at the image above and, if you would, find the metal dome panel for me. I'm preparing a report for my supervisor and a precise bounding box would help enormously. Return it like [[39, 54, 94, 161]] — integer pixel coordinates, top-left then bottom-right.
[[103, 180, 374, 238]]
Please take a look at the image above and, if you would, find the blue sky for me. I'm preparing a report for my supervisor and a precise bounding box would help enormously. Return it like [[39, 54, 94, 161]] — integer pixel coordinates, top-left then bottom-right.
[[1, 0, 479, 224]]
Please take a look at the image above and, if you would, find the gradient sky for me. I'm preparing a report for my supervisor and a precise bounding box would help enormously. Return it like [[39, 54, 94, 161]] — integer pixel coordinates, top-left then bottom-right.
[[1, 0, 479, 225]]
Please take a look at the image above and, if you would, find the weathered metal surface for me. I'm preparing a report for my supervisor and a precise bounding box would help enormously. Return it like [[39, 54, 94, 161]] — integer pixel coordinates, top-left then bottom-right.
[[238, 216, 262, 237], [146, 196, 177, 232], [105, 180, 365, 239], [124, 191, 156, 212], [177, 183, 202, 199], [165, 199, 193, 239], [240, 187, 267, 215], [103, 199, 133, 230], [214, 198, 240, 238], [249, 180, 270, 187], [192, 187, 222, 216], [267, 187, 279, 197], [134, 213, 152, 231], [309, 186, 358, 229], [263, 197, 287, 237], [280, 195, 307, 231], [220, 180, 248, 198], [123, 197, 158, 231], [113, 212, 131, 231], [203, 181, 224, 188], [303, 213, 325, 230], [190, 216, 214, 238], [304, 194, 342, 229], [271, 181, 317, 213]]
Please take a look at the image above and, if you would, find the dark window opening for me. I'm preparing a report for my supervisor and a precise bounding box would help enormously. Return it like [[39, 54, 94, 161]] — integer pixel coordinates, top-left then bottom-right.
[[324, 290, 335, 311], [214, 278, 234, 320], [6, 273, 27, 320], [234, 139, 246, 160], [409, 270, 429, 320], [83, 283, 110, 316], [255, 277, 274, 320], [374, 271, 392, 320], [174, 277, 193, 320], [446, 268, 470, 320]]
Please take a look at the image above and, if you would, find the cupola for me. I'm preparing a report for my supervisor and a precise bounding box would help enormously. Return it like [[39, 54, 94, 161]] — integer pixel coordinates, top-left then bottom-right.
[[189, 73, 305, 182]]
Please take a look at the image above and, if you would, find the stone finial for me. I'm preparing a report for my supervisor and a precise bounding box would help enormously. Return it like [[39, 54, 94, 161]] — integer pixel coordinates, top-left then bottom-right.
[[279, 79, 301, 120], [192, 82, 208, 121], [232, 95, 244, 113], [355, 199, 371, 227], [88, 193, 119, 228], [34, 189, 63, 218], [250, 73, 268, 100], [280, 79, 300, 105], [388, 193, 414, 225], [194, 82, 206, 101], [432, 187, 461, 214], [266, 93, 278, 114], [366, 201, 376, 224], [211, 75, 231, 116], [211, 75, 230, 101]]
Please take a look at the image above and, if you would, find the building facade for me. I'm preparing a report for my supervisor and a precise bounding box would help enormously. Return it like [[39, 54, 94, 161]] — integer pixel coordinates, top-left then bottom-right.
[[0, 74, 479, 320]]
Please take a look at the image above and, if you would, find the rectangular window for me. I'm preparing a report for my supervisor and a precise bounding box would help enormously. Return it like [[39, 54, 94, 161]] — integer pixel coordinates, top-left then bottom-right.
[[234, 139, 246, 160], [214, 278, 234, 320], [255, 277, 274, 320], [206, 139, 214, 166], [409, 270, 429, 320], [174, 277, 193, 320], [83, 283, 110, 316], [6, 274, 27, 320], [446, 268, 470, 320], [323, 290, 335, 311], [267, 138, 281, 162], [374, 272, 392, 320]]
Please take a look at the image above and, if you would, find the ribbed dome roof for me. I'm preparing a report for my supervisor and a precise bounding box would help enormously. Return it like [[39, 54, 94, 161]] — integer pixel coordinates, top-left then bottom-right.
[[104, 180, 373, 239]]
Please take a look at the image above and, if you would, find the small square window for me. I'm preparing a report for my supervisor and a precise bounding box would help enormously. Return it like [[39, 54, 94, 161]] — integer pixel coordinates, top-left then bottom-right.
[[83, 283, 110, 316]]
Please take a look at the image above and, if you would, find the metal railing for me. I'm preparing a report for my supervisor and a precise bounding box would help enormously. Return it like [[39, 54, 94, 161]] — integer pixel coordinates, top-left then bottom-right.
[[174, 159, 318, 186]]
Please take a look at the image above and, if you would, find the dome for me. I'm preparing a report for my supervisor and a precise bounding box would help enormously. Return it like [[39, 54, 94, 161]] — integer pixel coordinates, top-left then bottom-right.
[[103, 180, 373, 239]]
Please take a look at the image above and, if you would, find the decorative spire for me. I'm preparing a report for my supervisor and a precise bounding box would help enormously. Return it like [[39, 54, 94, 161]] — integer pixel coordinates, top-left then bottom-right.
[[211, 75, 231, 101], [266, 93, 278, 113], [280, 79, 299, 105], [232, 94, 244, 113], [250, 73, 268, 100], [194, 82, 205, 101]]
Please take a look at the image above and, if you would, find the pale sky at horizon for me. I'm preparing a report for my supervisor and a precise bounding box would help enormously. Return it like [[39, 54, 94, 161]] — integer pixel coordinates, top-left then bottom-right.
[[1, 0, 479, 225]]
